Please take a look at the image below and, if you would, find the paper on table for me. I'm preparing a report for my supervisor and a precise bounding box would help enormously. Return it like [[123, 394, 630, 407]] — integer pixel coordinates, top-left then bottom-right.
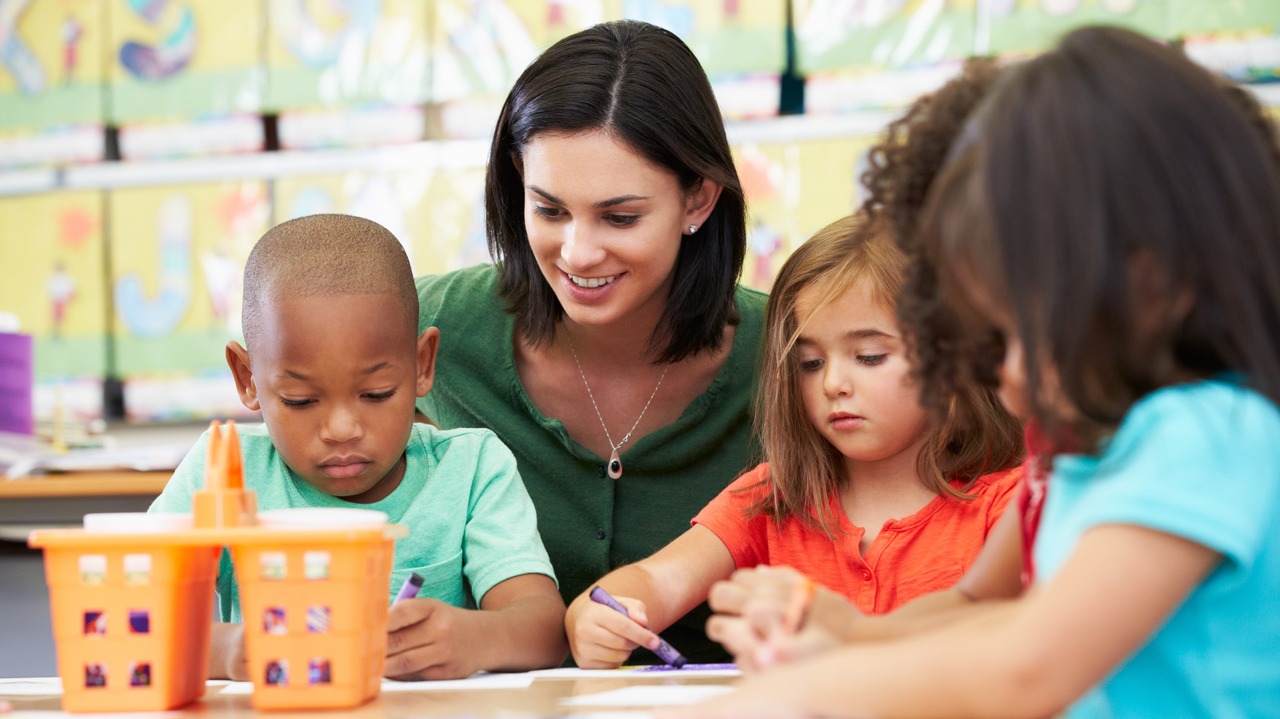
[[561, 684, 735, 707], [219, 672, 534, 695], [0, 678, 231, 698], [0, 677, 62, 696], [532, 664, 741, 679]]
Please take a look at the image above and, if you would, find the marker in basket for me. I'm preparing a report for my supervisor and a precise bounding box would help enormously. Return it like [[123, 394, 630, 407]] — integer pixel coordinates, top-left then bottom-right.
[[394, 572, 424, 602], [589, 585, 687, 668]]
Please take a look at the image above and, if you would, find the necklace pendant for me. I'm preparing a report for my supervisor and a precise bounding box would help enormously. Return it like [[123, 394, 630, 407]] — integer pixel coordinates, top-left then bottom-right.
[[607, 449, 623, 480]]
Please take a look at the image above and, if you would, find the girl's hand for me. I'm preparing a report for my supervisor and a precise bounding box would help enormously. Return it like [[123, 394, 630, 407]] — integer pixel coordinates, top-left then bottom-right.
[[566, 592, 662, 668], [385, 598, 480, 680]]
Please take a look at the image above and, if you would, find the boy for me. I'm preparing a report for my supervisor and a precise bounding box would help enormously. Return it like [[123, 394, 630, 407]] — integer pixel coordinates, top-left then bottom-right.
[[150, 214, 567, 680]]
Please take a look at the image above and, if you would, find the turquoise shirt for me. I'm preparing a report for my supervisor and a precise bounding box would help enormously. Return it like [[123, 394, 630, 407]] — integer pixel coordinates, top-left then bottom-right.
[[1035, 380, 1280, 718], [150, 423, 555, 623], [416, 264, 767, 663]]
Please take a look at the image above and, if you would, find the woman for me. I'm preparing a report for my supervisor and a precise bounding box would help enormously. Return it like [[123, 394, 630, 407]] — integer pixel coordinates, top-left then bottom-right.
[[415, 20, 766, 663]]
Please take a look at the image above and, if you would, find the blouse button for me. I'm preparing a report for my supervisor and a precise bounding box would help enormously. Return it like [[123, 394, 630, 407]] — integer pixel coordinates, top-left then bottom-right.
[[595, 527, 607, 540], [862, 570, 872, 580], [597, 467, 607, 479]]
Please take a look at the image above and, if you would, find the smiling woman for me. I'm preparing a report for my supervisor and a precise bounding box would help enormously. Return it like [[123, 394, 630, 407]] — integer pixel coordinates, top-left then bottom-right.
[[414, 20, 767, 663]]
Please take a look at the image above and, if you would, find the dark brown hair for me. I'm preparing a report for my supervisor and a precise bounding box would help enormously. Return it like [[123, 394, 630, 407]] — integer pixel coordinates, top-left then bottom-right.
[[859, 57, 1010, 414], [917, 26, 1280, 450], [485, 20, 746, 363], [751, 214, 1022, 535]]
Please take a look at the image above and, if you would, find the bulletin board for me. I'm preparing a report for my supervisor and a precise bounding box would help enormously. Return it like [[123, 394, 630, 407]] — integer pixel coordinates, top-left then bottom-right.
[[264, 0, 431, 112], [794, 0, 977, 74], [0, 190, 107, 420], [613, 0, 787, 76], [107, 181, 268, 420], [429, 0, 606, 103], [108, 0, 263, 123], [979, 0, 1169, 57], [272, 170, 435, 274], [733, 134, 875, 292], [0, 0, 105, 132]]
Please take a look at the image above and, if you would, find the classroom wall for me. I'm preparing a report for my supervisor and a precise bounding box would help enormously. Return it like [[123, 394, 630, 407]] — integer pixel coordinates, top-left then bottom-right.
[[0, 0, 1276, 426]]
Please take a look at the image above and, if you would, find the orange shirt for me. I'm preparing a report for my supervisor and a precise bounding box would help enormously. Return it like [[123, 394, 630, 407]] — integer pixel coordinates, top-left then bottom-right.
[[693, 462, 1021, 614]]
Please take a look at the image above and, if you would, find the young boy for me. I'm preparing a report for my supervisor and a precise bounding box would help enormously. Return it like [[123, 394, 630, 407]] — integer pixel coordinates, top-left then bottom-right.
[[150, 214, 567, 680]]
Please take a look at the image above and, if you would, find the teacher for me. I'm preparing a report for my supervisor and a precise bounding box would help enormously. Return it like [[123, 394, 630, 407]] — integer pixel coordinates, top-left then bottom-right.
[[415, 20, 766, 663]]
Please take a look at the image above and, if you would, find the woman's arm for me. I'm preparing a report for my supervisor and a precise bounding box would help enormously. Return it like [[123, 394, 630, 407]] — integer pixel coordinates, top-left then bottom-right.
[[566, 525, 735, 668], [672, 523, 1221, 719]]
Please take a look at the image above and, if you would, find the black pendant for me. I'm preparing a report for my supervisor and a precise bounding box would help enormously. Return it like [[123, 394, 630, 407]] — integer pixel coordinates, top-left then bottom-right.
[[608, 449, 623, 480]]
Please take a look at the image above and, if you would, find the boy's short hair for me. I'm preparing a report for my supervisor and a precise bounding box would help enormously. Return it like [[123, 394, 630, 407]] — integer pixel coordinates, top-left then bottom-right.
[[241, 214, 418, 349]]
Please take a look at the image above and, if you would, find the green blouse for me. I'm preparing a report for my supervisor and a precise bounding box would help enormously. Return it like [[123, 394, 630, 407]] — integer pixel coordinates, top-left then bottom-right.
[[417, 264, 766, 663]]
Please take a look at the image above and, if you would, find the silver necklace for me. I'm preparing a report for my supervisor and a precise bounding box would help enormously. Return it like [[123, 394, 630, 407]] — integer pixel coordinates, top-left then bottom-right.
[[566, 335, 669, 480]]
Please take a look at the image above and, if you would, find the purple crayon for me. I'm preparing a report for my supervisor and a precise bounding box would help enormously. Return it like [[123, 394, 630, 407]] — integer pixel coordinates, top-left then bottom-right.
[[589, 585, 688, 668], [394, 572, 424, 602]]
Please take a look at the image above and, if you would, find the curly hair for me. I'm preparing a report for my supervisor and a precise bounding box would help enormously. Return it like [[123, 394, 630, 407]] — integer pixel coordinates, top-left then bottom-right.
[[918, 27, 1280, 451], [858, 57, 1007, 414]]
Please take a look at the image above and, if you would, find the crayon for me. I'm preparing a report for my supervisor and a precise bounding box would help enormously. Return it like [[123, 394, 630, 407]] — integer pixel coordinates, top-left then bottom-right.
[[589, 585, 687, 668], [394, 572, 424, 602]]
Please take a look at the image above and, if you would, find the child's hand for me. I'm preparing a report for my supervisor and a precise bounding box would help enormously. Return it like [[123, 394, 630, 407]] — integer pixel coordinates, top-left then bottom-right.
[[705, 566, 843, 672], [566, 592, 662, 668], [210, 623, 249, 680], [385, 597, 480, 680]]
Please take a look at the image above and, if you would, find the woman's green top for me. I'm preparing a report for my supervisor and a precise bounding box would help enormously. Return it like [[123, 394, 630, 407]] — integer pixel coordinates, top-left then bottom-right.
[[417, 264, 767, 663]]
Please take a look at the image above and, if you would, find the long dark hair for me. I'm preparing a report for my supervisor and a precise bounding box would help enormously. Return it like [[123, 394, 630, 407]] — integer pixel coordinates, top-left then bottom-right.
[[485, 20, 746, 363], [916, 26, 1280, 450]]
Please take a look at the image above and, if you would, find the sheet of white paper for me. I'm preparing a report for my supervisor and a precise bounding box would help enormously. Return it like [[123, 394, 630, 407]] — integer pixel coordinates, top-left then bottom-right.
[[219, 672, 534, 695], [532, 666, 742, 679], [561, 684, 735, 707], [0, 678, 231, 699], [0, 678, 62, 696], [380, 672, 535, 691]]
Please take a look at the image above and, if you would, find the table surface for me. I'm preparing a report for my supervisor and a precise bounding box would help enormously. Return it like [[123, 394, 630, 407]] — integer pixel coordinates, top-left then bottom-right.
[[0, 674, 739, 717], [0, 470, 171, 499]]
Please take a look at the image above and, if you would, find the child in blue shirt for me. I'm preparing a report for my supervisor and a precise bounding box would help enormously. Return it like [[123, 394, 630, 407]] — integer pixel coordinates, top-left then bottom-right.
[[151, 214, 567, 680], [675, 25, 1280, 719]]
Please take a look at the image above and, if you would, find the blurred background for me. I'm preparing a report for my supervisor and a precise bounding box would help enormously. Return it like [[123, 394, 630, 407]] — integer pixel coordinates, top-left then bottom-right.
[[1, 0, 1277, 427]]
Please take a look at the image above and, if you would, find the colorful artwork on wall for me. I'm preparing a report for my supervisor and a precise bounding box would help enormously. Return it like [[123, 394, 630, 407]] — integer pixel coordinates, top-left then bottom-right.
[[0, 190, 107, 420], [265, 0, 431, 111], [108, 0, 263, 123], [108, 181, 268, 420]]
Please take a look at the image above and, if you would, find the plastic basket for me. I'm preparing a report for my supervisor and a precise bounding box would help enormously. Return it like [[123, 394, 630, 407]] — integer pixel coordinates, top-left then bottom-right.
[[27, 421, 404, 712], [28, 526, 220, 712], [226, 522, 395, 710]]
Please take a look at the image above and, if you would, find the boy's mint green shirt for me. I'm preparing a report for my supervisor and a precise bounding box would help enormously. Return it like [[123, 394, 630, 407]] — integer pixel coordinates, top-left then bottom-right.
[[149, 423, 555, 623], [416, 264, 767, 663]]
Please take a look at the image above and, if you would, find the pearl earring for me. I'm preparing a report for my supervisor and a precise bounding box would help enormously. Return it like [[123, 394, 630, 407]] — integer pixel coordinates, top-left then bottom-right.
[[687, 224, 698, 234]]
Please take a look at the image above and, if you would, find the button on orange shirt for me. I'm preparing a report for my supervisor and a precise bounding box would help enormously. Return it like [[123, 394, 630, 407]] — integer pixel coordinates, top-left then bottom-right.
[[693, 463, 1021, 614]]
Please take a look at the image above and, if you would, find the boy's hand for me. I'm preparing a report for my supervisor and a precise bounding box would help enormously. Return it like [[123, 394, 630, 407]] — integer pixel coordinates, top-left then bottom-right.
[[566, 592, 661, 668], [209, 623, 249, 680], [385, 597, 480, 680]]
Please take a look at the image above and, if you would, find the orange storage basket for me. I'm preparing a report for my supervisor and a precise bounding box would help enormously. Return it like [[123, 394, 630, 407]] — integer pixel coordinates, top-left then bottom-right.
[[28, 421, 404, 713], [226, 524, 395, 710], [28, 528, 221, 712]]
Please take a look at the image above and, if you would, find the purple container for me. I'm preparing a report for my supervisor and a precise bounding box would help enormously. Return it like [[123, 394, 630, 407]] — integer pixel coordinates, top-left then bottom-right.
[[0, 333, 34, 435]]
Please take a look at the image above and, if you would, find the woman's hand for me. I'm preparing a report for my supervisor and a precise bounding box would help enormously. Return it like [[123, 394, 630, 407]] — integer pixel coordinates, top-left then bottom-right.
[[566, 592, 662, 668]]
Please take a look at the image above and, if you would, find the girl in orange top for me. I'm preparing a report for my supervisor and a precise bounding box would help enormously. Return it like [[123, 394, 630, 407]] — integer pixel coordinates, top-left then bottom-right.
[[564, 212, 1023, 667]]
